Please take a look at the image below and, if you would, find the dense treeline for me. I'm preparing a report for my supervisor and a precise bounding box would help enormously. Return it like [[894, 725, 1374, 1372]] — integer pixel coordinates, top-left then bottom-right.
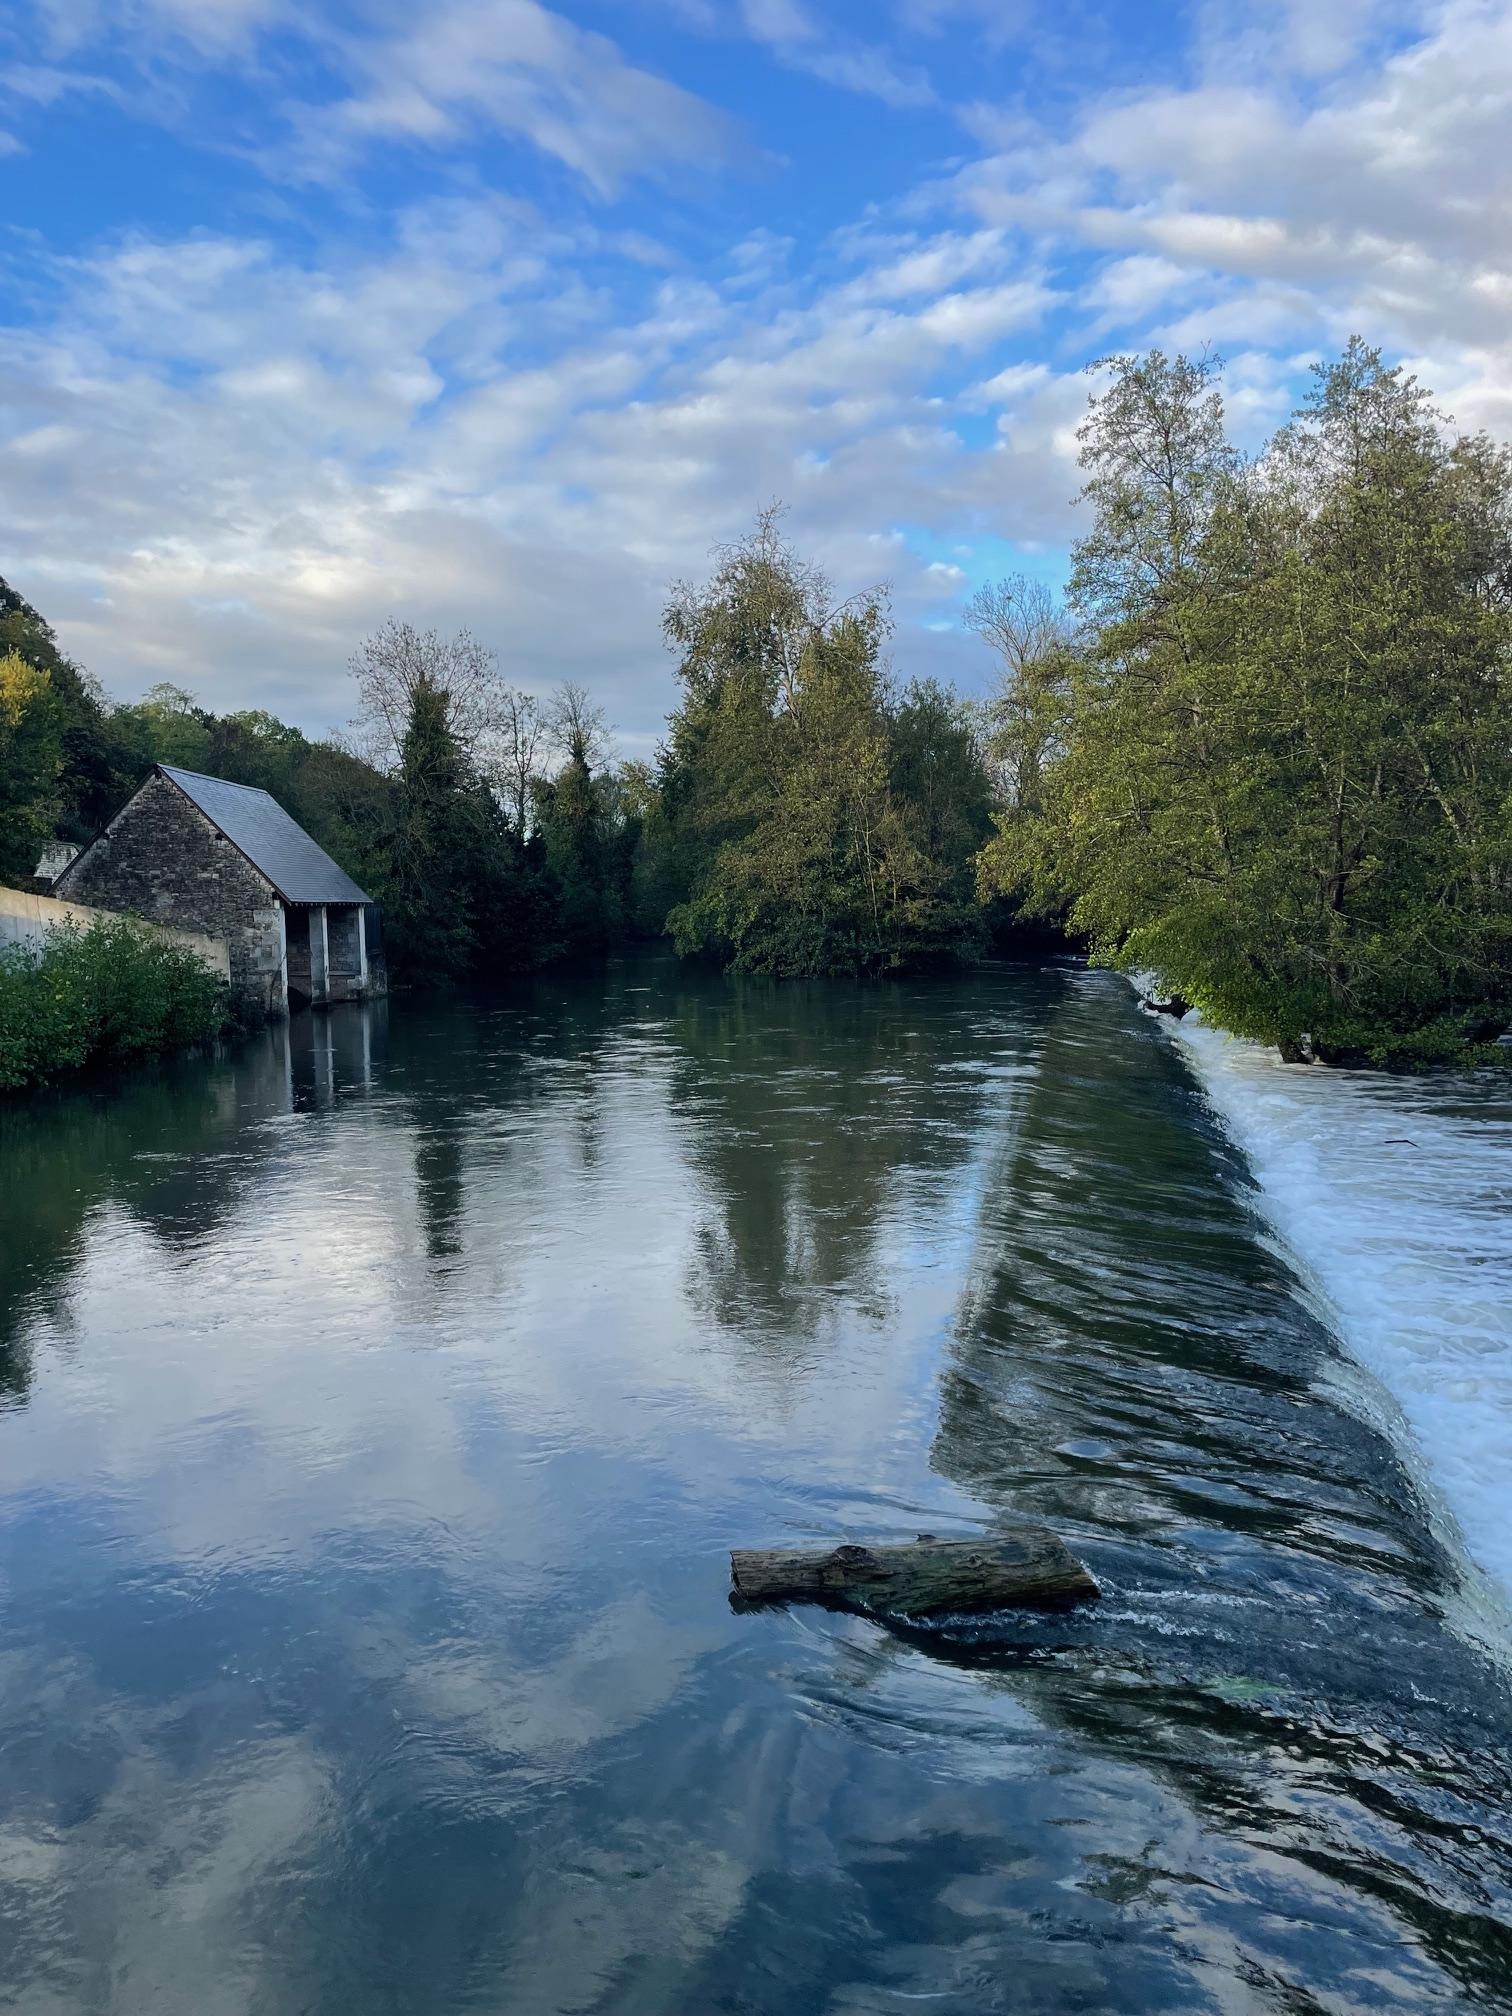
[[0, 588, 632, 983], [0, 537, 993, 991], [980, 340, 1512, 1064], [3, 334, 1510, 1065]]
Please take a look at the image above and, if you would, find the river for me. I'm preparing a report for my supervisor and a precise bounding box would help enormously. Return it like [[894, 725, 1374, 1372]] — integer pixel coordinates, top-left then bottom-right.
[[0, 956, 1509, 2014]]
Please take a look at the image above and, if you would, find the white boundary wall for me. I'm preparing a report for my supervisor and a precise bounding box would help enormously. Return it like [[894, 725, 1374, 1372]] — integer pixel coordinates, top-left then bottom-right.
[[0, 885, 231, 983]]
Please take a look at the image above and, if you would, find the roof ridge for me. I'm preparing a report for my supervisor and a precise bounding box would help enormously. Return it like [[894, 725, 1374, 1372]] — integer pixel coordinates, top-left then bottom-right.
[[159, 763, 275, 798]]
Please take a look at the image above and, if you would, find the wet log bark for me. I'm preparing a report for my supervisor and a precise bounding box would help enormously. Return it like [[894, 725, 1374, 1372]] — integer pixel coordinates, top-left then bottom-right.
[[730, 1530, 1098, 1619]]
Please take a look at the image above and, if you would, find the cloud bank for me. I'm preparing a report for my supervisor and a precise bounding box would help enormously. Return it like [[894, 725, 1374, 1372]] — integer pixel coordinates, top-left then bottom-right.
[[0, 0, 1508, 745]]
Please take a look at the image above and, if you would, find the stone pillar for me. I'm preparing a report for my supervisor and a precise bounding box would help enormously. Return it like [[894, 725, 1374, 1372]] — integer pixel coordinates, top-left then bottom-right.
[[311, 905, 329, 1004], [273, 903, 289, 1017], [326, 905, 368, 1000]]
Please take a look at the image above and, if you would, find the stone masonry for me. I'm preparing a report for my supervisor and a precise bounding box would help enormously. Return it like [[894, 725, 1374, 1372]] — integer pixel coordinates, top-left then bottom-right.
[[54, 772, 288, 1015]]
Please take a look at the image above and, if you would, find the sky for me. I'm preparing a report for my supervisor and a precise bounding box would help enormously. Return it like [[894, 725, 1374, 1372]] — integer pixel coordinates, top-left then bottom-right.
[[2, 0, 1510, 755]]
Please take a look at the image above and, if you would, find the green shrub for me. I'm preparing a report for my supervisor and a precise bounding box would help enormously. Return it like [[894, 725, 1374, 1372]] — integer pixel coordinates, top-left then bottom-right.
[[0, 916, 230, 1091]]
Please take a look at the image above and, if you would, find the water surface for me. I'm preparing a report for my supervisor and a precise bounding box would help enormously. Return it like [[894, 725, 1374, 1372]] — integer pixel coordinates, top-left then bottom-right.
[[1, 958, 1509, 2014], [1172, 1009, 1512, 1619]]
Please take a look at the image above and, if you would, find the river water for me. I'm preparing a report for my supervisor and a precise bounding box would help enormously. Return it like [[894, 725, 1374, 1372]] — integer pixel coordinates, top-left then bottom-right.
[[0, 957, 1509, 2015]]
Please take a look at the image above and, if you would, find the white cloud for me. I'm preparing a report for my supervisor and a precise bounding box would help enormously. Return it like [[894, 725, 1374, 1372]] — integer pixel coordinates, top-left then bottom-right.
[[276, 0, 740, 195], [843, 228, 1011, 302], [1084, 253, 1192, 321], [7, 0, 1512, 743], [0, 194, 1082, 736], [674, 0, 939, 107], [5, 0, 743, 196], [952, 0, 1512, 432], [29, 0, 288, 56]]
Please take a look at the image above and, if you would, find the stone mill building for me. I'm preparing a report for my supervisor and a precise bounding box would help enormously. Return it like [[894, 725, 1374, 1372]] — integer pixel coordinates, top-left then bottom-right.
[[53, 764, 382, 1017]]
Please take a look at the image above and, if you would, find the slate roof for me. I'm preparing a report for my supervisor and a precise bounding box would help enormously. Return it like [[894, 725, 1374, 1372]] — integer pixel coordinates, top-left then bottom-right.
[[158, 765, 371, 906]]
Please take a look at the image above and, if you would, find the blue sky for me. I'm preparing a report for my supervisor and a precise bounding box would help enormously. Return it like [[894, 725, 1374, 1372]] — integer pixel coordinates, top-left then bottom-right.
[[2, 0, 1509, 751]]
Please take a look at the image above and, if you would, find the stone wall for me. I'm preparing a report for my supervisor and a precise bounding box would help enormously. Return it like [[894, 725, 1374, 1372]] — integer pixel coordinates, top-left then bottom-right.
[[53, 773, 287, 1015], [0, 884, 231, 982]]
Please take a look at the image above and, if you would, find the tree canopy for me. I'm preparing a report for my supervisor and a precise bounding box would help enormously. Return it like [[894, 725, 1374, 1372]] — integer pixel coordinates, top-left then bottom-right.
[[978, 340, 1512, 1063], [647, 510, 993, 976], [4, 337, 1510, 1064]]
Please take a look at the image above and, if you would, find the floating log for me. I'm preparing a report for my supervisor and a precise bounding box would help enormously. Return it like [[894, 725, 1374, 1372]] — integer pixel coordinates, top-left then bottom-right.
[[730, 1529, 1098, 1620]]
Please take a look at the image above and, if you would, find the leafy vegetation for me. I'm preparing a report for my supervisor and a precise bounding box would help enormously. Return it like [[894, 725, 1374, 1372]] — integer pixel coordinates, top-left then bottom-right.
[[0, 917, 230, 1091], [647, 510, 992, 975], [0, 647, 63, 886], [4, 335, 1510, 1068], [978, 341, 1512, 1065]]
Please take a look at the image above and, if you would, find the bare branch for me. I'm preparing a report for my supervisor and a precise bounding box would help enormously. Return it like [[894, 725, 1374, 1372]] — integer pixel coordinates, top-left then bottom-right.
[[349, 619, 504, 770], [546, 680, 615, 771]]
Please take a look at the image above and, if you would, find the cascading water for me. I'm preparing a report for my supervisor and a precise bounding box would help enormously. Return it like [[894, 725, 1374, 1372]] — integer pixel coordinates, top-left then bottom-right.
[[1168, 1009, 1512, 1636]]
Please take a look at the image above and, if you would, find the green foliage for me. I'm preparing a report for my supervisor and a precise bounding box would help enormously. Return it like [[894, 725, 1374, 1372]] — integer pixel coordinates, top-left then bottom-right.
[[368, 673, 563, 984], [979, 341, 1512, 1062], [0, 650, 64, 883], [651, 512, 994, 977], [531, 726, 635, 959], [0, 917, 230, 1092], [0, 580, 137, 846]]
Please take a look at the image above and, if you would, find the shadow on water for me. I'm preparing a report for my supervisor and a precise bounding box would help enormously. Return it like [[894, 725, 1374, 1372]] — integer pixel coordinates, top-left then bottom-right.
[[0, 1005, 389, 1399], [0, 956, 1509, 2015]]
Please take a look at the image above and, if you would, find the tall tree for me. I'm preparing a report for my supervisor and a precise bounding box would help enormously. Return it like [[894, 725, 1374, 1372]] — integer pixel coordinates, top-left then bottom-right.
[[980, 342, 1512, 1061], [350, 620, 503, 769], [531, 706, 626, 958], [0, 650, 64, 882], [384, 679, 478, 980], [495, 686, 548, 835], [964, 574, 1074, 814], [657, 512, 992, 975]]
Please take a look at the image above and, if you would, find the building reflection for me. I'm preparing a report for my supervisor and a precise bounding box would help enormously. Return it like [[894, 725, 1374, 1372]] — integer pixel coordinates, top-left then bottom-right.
[[0, 1001, 391, 1402]]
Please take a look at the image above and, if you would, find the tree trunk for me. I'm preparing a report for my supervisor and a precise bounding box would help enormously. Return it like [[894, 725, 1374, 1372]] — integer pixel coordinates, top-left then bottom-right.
[[730, 1530, 1098, 1619]]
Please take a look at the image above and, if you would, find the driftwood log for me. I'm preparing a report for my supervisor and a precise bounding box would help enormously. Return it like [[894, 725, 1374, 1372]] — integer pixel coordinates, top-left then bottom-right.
[[730, 1529, 1098, 1620]]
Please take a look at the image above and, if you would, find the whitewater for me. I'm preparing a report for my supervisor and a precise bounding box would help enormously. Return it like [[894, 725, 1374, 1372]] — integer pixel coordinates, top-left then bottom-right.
[[1162, 1012, 1512, 1632]]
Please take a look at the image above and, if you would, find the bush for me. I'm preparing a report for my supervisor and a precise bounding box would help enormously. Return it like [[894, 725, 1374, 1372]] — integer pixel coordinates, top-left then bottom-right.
[[0, 916, 230, 1091]]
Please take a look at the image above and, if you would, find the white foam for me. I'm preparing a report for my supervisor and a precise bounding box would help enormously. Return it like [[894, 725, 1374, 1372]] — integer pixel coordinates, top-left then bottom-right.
[[1165, 1009, 1512, 1624]]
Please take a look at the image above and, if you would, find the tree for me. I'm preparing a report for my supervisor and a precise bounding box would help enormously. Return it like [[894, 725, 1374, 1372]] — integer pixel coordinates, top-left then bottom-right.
[[531, 709, 626, 959], [366, 659, 565, 983], [0, 650, 64, 882], [381, 681, 476, 980], [964, 575, 1074, 814], [546, 680, 614, 773], [979, 342, 1512, 1062], [1, 574, 138, 841], [350, 620, 504, 770], [657, 512, 992, 975], [890, 678, 994, 877], [495, 686, 549, 835]]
